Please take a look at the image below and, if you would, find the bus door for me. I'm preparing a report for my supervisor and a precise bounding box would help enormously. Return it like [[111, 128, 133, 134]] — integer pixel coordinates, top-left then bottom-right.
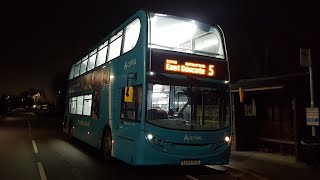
[[113, 85, 142, 162], [89, 85, 109, 148]]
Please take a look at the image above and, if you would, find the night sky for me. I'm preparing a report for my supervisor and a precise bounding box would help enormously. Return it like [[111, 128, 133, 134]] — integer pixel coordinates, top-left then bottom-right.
[[0, 0, 318, 96]]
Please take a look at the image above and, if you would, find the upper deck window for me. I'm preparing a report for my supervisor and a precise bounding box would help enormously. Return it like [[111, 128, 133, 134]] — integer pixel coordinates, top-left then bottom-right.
[[88, 50, 97, 70], [107, 30, 123, 61], [69, 65, 75, 79], [149, 13, 225, 59], [96, 42, 108, 67], [74, 60, 81, 77], [80, 58, 88, 75], [123, 19, 141, 54]]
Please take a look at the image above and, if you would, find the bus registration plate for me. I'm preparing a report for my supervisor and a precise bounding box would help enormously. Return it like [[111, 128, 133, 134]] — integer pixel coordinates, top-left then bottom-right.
[[180, 160, 201, 165]]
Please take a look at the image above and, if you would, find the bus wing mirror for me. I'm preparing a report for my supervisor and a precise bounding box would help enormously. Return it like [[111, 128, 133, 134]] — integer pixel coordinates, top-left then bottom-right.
[[124, 87, 133, 103]]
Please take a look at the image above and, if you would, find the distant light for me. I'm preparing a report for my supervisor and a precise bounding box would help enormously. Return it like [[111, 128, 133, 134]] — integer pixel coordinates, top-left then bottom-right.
[[32, 105, 36, 108], [58, 91, 61, 94], [73, 127, 75, 129], [87, 132, 90, 135], [148, 71, 155, 76], [112, 140, 115, 144], [224, 136, 230, 142], [224, 81, 229, 84], [147, 134, 153, 140], [110, 75, 115, 79]]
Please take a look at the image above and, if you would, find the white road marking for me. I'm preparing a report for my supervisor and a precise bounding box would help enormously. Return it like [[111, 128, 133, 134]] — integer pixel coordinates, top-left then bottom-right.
[[206, 165, 228, 172], [186, 175, 199, 180], [28, 120, 32, 136], [37, 162, 47, 180], [32, 140, 39, 154]]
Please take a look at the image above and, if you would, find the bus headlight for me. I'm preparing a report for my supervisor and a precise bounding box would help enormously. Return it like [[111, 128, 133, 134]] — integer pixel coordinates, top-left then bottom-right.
[[147, 133, 153, 140], [145, 133, 165, 148], [224, 136, 230, 143]]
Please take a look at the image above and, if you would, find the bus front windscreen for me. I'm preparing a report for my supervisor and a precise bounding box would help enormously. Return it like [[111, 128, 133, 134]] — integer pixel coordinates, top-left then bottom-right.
[[146, 83, 230, 131]]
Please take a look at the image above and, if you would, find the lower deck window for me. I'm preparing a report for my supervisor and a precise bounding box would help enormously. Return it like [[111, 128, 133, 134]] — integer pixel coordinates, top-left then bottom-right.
[[69, 94, 93, 116]]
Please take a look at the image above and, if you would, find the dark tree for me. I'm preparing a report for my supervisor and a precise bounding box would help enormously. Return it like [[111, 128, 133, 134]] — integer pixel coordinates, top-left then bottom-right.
[[50, 72, 69, 116]]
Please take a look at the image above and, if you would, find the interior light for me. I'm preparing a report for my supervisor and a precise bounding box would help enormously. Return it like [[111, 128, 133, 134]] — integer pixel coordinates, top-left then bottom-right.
[[153, 84, 163, 90], [155, 13, 168, 17], [195, 38, 218, 50], [152, 101, 168, 104], [152, 22, 197, 47], [147, 134, 153, 140], [224, 81, 229, 84], [152, 93, 167, 98], [148, 71, 155, 76]]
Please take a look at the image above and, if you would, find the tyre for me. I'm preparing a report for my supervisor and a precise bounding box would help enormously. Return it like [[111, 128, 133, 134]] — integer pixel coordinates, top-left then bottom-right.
[[101, 128, 112, 160]]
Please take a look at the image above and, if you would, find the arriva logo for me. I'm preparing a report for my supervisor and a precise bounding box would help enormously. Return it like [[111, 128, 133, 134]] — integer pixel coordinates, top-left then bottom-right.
[[184, 135, 203, 141], [124, 59, 136, 70]]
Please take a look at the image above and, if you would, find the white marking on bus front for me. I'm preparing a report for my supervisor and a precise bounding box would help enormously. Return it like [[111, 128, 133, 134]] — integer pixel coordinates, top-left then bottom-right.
[[37, 162, 47, 180], [186, 175, 199, 180], [32, 140, 39, 154]]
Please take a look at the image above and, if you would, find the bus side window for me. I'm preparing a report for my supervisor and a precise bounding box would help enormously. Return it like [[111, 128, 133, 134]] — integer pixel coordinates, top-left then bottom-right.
[[120, 85, 142, 121]]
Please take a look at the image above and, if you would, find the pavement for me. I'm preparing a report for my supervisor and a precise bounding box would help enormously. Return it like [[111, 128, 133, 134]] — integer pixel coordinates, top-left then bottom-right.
[[227, 150, 320, 180]]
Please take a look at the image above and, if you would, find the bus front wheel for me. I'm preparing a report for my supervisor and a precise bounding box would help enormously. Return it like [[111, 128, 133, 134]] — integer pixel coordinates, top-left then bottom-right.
[[102, 129, 112, 160]]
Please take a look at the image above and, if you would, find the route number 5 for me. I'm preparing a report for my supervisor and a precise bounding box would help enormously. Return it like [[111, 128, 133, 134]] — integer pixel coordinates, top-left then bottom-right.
[[208, 65, 215, 76]]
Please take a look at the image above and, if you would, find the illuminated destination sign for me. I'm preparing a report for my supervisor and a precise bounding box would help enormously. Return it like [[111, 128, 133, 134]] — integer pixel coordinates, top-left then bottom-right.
[[165, 59, 215, 77], [149, 49, 228, 81]]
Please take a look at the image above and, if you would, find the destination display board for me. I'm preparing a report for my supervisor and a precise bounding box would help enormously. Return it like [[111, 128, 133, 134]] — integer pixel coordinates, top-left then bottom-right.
[[150, 49, 229, 80]]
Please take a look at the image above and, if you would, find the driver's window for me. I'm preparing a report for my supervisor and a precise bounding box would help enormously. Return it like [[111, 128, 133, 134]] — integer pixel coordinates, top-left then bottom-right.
[[150, 84, 170, 111], [147, 84, 192, 120], [146, 84, 170, 120], [172, 86, 189, 118]]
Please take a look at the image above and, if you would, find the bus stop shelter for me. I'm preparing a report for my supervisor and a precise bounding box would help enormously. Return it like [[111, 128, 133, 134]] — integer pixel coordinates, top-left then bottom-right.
[[230, 73, 313, 161]]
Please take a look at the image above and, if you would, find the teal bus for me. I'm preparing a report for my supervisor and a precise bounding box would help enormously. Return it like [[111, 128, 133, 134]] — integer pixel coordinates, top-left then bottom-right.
[[63, 9, 232, 166]]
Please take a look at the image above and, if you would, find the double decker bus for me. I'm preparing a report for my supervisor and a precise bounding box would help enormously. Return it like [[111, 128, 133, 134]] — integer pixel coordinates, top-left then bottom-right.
[[63, 9, 231, 166]]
